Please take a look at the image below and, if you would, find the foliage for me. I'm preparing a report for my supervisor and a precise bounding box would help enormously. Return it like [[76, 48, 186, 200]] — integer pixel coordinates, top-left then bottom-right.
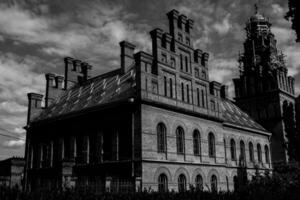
[[286, 0, 300, 42], [1, 163, 300, 200]]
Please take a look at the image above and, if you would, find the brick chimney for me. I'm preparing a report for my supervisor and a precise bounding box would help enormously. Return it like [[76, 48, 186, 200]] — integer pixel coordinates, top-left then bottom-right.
[[45, 73, 64, 107], [221, 85, 229, 99], [27, 93, 43, 124], [120, 41, 135, 74], [64, 57, 92, 89]]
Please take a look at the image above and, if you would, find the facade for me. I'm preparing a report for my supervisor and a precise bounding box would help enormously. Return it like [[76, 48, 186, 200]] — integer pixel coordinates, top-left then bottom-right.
[[0, 157, 25, 188], [233, 10, 297, 163], [24, 10, 272, 192]]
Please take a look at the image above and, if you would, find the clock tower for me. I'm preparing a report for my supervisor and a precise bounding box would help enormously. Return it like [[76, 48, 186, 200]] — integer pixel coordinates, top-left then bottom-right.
[[233, 6, 296, 163]]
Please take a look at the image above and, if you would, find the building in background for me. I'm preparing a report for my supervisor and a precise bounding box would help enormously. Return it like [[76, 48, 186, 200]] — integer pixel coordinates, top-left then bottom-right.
[[0, 157, 25, 189], [233, 8, 297, 163], [24, 9, 273, 192]]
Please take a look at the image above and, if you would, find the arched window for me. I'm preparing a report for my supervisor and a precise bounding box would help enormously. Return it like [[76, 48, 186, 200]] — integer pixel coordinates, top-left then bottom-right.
[[176, 127, 185, 154], [157, 123, 166, 153], [178, 174, 186, 192], [233, 175, 238, 191], [265, 145, 270, 164], [195, 174, 203, 190], [193, 130, 201, 156], [230, 139, 236, 160], [249, 142, 254, 162], [208, 132, 215, 158], [240, 140, 245, 161], [257, 144, 262, 163], [211, 175, 217, 192], [158, 174, 168, 192]]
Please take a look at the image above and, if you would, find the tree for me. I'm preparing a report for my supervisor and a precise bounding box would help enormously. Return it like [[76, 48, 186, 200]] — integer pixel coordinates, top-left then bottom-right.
[[285, 0, 300, 42]]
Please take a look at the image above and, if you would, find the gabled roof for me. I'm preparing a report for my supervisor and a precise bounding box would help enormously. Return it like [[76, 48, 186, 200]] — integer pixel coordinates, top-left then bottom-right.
[[34, 68, 136, 122], [221, 99, 267, 132]]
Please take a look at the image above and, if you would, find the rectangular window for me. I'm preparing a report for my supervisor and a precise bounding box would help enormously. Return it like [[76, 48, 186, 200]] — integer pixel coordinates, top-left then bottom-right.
[[185, 56, 188, 72], [181, 82, 184, 101], [161, 53, 167, 63], [197, 88, 200, 106], [180, 54, 183, 70], [170, 78, 173, 98], [186, 84, 190, 103], [201, 90, 205, 107], [164, 76, 167, 96], [195, 68, 199, 77], [211, 100, 216, 111], [186, 37, 190, 46]]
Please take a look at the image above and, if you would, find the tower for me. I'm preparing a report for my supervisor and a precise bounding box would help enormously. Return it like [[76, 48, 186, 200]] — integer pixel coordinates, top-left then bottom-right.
[[233, 6, 296, 163]]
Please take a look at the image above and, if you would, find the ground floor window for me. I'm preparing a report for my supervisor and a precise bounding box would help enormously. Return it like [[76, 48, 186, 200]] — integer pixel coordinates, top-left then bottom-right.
[[211, 175, 217, 192], [158, 174, 168, 192], [195, 174, 203, 190], [178, 174, 186, 192]]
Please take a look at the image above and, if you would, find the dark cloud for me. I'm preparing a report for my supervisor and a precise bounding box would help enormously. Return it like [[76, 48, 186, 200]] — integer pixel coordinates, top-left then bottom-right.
[[0, 0, 299, 158]]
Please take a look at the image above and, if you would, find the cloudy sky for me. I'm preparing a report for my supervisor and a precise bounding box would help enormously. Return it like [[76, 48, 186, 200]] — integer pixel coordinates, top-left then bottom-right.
[[0, 0, 298, 159]]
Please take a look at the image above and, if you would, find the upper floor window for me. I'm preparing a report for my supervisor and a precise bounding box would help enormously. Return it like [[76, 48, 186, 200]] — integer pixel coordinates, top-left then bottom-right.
[[157, 123, 167, 153], [180, 54, 183, 70], [178, 174, 186, 192], [186, 84, 190, 103], [230, 139, 236, 161], [181, 82, 185, 102], [257, 143, 262, 163], [249, 142, 254, 162], [201, 90, 205, 107], [158, 174, 168, 192], [240, 140, 246, 162], [161, 53, 167, 63], [195, 68, 200, 77], [208, 132, 216, 158], [193, 130, 201, 156], [176, 127, 185, 154], [186, 37, 190, 46], [185, 56, 188, 72], [196, 88, 200, 106], [211, 100, 216, 111], [178, 33, 183, 42], [265, 145, 270, 164], [164, 76, 167, 96], [169, 78, 173, 98], [171, 57, 176, 68]]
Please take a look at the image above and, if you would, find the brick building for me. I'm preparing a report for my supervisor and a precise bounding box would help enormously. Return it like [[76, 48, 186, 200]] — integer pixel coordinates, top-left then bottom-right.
[[24, 10, 275, 192], [0, 157, 25, 189]]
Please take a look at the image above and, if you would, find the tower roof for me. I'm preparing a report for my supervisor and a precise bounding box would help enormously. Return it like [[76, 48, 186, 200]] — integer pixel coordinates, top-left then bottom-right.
[[249, 4, 267, 22]]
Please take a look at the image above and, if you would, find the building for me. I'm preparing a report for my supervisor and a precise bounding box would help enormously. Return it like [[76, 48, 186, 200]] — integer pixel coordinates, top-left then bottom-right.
[[0, 157, 25, 188], [233, 8, 297, 163], [24, 9, 273, 192]]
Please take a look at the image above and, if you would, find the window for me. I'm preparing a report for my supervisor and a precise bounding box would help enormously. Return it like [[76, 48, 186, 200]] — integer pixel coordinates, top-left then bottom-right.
[[178, 33, 183, 42], [181, 82, 185, 101], [178, 174, 186, 192], [196, 88, 200, 106], [211, 175, 217, 192], [176, 127, 185, 154], [164, 76, 167, 96], [171, 57, 176, 68], [161, 53, 167, 63], [169, 78, 173, 98], [249, 142, 254, 162], [224, 139, 227, 162], [240, 141, 246, 162], [157, 123, 166, 153], [193, 130, 201, 155], [208, 132, 216, 158], [265, 145, 270, 164], [186, 84, 190, 103], [185, 56, 188, 72], [186, 37, 190, 46], [230, 139, 236, 161], [158, 174, 168, 192], [195, 68, 199, 77], [201, 90, 205, 107], [195, 175, 203, 190], [233, 175, 238, 190], [180, 54, 183, 70], [257, 144, 262, 163], [211, 100, 216, 111]]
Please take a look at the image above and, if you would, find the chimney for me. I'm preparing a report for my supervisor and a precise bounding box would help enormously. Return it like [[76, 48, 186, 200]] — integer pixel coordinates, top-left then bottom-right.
[[120, 41, 136, 74], [45, 73, 65, 107], [221, 85, 229, 99], [202, 52, 209, 67], [80, 62, 92, 83], [27, 93, 43, 124]]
